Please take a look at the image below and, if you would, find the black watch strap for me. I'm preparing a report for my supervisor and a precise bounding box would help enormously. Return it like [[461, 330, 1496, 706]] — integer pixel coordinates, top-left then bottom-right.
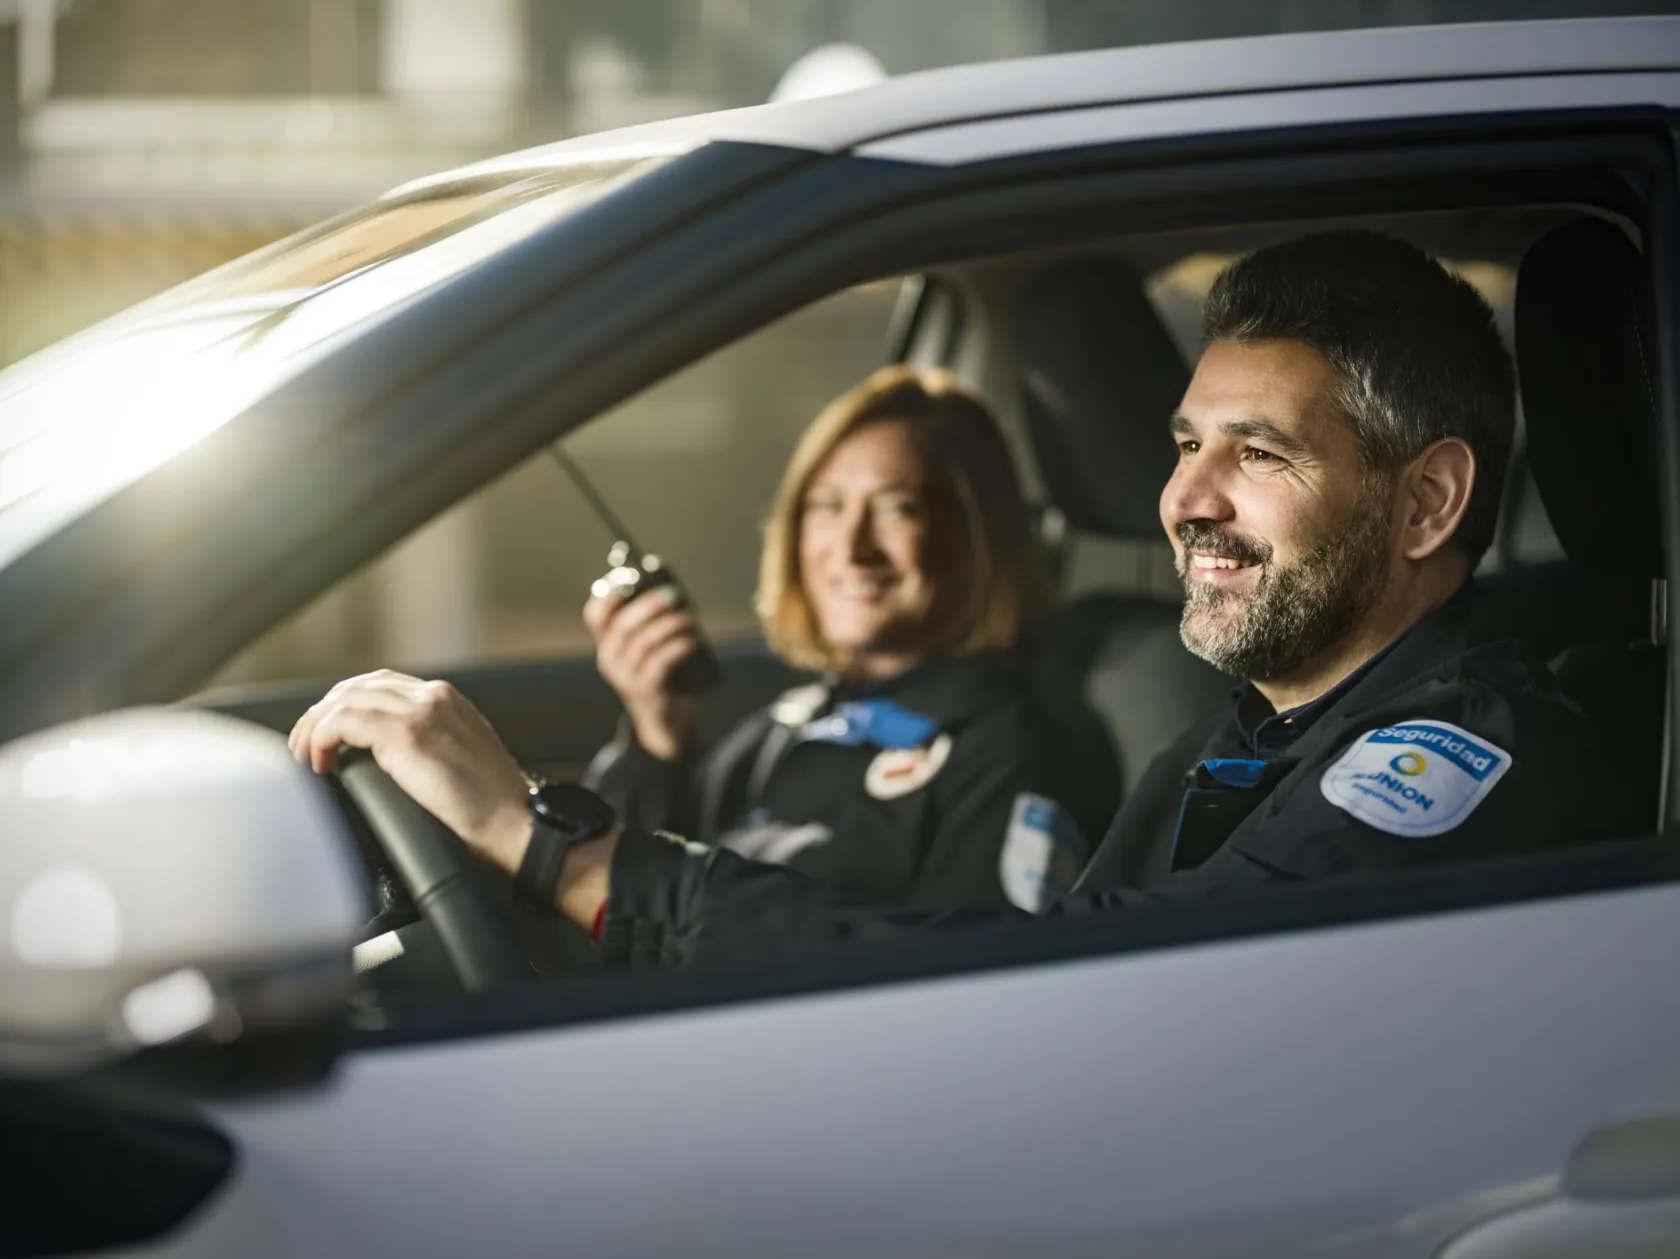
[[514, 820, 574, 913], [514, 783, 616, 913]]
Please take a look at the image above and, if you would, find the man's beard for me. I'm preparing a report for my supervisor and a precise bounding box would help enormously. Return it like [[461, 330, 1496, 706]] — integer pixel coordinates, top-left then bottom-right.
[[1177, 482, 1393, 682]]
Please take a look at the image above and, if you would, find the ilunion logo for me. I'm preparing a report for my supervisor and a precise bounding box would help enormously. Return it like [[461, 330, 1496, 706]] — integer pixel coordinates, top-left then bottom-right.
[[1390, 752, 1427, 776]]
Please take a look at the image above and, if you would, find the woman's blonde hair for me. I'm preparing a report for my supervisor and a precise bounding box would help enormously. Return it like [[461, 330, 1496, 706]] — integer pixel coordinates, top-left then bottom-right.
[[756, 364, 1052, 672]]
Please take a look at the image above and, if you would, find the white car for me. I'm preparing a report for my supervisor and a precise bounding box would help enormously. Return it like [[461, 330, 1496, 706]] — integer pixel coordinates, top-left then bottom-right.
[[3, 16, 1680, 1258]]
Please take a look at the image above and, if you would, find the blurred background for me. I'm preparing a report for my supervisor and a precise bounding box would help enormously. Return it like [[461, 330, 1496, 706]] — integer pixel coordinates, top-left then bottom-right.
[[0, 0, 1665, 689]]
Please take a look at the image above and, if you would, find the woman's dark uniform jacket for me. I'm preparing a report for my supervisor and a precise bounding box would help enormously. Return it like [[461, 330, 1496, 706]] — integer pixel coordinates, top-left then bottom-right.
[[584, 652, 1122, 913], [590, 585, 1618, 968]]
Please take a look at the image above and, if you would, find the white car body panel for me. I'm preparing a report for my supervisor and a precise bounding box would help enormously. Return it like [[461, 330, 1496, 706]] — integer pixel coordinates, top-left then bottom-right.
[[405, 17, 1680, 188], [197, 881, 1680, 1258]]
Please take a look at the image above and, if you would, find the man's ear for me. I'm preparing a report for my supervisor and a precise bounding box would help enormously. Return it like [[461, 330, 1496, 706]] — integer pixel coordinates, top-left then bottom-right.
[[1399, 437, 1475, 562]]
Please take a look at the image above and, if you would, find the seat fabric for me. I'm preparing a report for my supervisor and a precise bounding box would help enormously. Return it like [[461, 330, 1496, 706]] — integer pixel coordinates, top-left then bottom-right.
[[1015, 256, 1226, 794], [1513, 216, 1665, 833], [1030, 593, 1232, 797]]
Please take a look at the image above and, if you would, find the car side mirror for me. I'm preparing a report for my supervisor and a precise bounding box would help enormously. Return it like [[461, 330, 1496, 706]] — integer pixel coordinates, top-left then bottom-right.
[[0, 708, 366, 1090]]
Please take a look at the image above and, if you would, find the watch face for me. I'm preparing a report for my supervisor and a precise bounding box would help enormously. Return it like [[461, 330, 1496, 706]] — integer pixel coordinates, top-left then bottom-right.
[[530, 783, 617, 836]]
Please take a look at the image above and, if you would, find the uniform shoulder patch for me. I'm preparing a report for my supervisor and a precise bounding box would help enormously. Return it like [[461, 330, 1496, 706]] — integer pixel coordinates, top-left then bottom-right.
[[1319, 719, 1511, 838], [1000, 793, 1087, 913]]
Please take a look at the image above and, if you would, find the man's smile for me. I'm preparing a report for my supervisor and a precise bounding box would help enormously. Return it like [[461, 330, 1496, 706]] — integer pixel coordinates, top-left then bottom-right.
[[1187, 550, 1262, 584], [1175, 520, 1272, 590]]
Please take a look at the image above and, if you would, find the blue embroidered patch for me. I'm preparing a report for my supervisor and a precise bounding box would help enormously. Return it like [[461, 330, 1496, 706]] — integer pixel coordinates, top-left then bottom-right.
[[1200, 758, 1269, 789], [800, 699, 939, 750]]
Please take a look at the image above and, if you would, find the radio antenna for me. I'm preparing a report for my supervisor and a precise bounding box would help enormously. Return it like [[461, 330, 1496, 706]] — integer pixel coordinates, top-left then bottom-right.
[[547, 443, 642, 552]]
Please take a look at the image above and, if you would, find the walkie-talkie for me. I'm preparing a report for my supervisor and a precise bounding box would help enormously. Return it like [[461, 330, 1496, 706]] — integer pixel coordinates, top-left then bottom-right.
[[549, 444, 721, 695]]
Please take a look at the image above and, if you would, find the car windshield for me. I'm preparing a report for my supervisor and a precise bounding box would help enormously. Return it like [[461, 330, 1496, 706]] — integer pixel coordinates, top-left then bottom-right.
[[0, 153, 671, 571]]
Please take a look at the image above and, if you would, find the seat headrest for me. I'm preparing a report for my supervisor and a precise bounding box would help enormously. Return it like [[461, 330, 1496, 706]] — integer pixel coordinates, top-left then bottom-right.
[[1514, 218, 1661, 577], [1017, 258, 1188, 538]]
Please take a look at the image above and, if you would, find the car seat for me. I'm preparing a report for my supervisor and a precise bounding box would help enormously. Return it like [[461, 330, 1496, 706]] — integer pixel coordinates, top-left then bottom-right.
[[1015, 257, 1230, 797], [1511, 216, 1667, 835]]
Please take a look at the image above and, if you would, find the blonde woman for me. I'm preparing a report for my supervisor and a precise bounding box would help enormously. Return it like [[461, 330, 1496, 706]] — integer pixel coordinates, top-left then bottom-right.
[[583, 366, 1118, 911]]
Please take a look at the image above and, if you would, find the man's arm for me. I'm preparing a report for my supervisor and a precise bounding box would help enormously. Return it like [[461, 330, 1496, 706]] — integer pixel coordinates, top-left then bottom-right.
[[288, 669, 619, 929], [284, 669, 1245, 964], [596, 825, 1013, 968], [591, 818, 1281, 968], [298, 670, 1489, 972]]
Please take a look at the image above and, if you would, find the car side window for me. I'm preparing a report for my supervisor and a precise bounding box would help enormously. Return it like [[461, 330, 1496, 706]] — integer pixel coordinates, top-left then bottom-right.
[[205, 280, 903, 687]]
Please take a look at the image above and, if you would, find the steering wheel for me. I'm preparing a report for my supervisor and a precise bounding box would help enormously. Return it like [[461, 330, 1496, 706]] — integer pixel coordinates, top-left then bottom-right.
[[335, 751, 533, 992]]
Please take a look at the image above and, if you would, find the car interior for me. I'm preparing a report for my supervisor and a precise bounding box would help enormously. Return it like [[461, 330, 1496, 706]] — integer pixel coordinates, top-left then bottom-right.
[[221, 192, 1661, 1003], [163, 154, 1659, 1001]]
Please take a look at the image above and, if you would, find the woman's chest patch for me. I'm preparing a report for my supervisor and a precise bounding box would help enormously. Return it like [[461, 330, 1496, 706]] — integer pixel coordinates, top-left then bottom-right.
[[864, 732, 954, 800]]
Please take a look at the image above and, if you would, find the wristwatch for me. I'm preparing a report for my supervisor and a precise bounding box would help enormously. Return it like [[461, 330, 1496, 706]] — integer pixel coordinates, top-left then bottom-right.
[[513, 782, 618, 913]]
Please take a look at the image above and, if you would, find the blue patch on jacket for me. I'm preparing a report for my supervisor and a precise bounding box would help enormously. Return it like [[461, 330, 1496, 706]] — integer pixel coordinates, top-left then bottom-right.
[[800, 699, 940, 750], [1199, 758, 1269, 789]]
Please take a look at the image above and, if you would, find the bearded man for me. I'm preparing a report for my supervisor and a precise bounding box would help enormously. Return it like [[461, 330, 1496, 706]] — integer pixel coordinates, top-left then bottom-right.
[[291, 230, 1607, 966]]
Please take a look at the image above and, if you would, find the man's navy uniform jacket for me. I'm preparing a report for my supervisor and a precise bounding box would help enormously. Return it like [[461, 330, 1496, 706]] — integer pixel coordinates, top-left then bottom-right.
[[595, 586, 1612, 969], [585, 651, 1119, 912]]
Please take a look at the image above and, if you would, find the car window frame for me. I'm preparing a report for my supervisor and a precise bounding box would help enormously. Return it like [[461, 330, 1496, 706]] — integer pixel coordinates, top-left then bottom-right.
[[3, 114, 1662, 731], [331, 114, 1680, 1047], [3, 104, 1676, 1041], [1648, 141, 1680, 825]]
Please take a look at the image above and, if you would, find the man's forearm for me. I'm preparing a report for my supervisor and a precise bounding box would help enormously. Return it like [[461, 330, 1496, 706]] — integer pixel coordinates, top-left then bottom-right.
[[555, 829, 618, 927], [597, 828, 1002, 970], [472, 802, 618, 931]]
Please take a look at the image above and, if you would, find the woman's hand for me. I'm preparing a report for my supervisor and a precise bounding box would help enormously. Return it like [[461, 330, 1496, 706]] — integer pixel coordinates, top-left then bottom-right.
[[287, 670, 533, 870], [584, 588, 698, 761]]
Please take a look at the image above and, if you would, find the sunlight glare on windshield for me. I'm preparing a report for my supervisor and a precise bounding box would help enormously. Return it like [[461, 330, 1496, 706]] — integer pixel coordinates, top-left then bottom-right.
[[0, 150, 679, 574], [250, 180, 610, 362], [0, 317, 286, 520]]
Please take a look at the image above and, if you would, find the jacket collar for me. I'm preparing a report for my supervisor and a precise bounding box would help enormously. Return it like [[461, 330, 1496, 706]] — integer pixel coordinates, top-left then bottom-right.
[[1262, 579, 1490, 769], [837, 651, 1019, 726], [1211, 581, 1486, 765], [770, 651, 1020, 732]]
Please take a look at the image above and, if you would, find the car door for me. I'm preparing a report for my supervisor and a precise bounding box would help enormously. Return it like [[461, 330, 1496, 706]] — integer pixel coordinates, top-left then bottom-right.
[[183, 844, 1680, 1259]]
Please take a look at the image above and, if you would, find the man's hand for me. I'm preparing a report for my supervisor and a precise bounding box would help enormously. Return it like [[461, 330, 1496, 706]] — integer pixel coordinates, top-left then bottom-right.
[[288, 670, 532, 868]]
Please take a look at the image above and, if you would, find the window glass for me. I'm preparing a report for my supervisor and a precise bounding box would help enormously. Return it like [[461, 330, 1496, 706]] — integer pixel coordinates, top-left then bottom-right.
[[0, 158, 669, 571], [176, 162, 662, 304], [207, 279, 902, 685]]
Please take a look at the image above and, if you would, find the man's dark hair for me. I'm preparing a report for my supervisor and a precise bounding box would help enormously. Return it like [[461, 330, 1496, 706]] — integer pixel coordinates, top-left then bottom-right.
[[1203, 230, 1515, 567]]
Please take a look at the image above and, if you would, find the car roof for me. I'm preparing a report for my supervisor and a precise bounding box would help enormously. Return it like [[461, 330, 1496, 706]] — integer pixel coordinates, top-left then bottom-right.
[[396, 16, 1680, 194]]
